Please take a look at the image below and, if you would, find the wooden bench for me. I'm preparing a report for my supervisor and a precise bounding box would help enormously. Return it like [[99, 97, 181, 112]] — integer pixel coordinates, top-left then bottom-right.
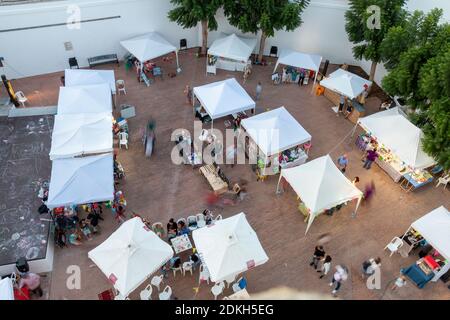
[[88, 54, 119, 68]]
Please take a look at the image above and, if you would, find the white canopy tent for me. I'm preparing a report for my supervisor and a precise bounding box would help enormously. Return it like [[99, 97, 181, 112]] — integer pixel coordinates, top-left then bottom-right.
[[240, 106, 312, 157], [49, 112, 113, 160], [120, 32, 180, 71], [57, 84, 112, 115], [408, 206, 450, 281], [277, 155, 363, 234], [193, 78, 256, 123], [208, 33, 257, 71], [192, 212, 269, 283], [358, 107, 435, 169], [273, 49, 322, 92], [65, 69, 116, 94], [320, 69, 372, 100], [0, 277, 14, 300], [47, 154, 114, 208], [88, 217, 174, 297]]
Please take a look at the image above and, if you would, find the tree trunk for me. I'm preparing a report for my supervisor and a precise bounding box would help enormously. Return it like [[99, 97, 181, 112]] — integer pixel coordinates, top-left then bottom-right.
[[201, 20, 208, 56], [368, 61, 377, 94], [258, 32, 267, 63]]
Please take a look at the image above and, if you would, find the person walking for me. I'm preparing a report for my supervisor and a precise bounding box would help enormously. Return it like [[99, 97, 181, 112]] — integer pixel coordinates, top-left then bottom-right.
[[363, 181, 376, 204], [309, 245, 326, 270], [329, 265, 348, 296], [363, 148, 378, 170], [255, 82, 262, 101], [318, 255, 332, 279], [337, 154, 349, 173]]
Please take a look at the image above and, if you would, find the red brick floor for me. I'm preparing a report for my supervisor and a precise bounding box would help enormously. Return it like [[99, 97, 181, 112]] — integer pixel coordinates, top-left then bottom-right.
[[10, 50, 450, 300]]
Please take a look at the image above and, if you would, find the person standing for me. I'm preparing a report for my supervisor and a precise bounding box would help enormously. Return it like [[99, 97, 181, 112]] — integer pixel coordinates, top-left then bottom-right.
[[352, 176, 360, 186], [363, 148, 378, 169], [255, 82, 262, 101], [337, 154, 349, 173], [184, 85, 192, 105], [338, 95, 346, 115], [329, 265, 348, 296], [309, 245, 326, 270], [298, 69, 305, 86], [318, 255, 332, 279]]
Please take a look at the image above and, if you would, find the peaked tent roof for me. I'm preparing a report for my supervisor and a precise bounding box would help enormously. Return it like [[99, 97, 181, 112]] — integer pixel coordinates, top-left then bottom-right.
[[88, 217, 174, 297], [49, 112, 113, 160], [280, 155, 363, 233], [193, 78, 256, 119], [411, 206, 450, 261], [275, 49, 322, 72], [358, 107, 435, 169], [320, 69, 372, 99], [47, 154, 114, 208], [65, 69, 116, 94], [192, 212, 268, 283], [208, 33, 257, 62], [120, 32, 177, 63], [241, 106, 312, 156], [57, 84, 112, 114]]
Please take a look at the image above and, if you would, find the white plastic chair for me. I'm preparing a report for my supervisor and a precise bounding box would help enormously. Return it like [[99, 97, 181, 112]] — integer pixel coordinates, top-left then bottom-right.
[[118, 131, 129, 149], [211, 281, 225, 300], [198, 264, 210, 285], [116, 80, 126, 95], [150, 275, 164, 291], [436, 174, 450, 189], [214, 214, 222, 222], [158, 286, 172, 300], [187, 215, 198, 231], [199, 129, 209, 142], [182, 261, 194, 276], [196, 213, 206, 228], [224, 274, 236, 288], [384, 237, 404, 257], [177, 217, 186, 225], [139, 284, 152, 300], [15, 91, 28, 107], [172, 265, 182, 277]]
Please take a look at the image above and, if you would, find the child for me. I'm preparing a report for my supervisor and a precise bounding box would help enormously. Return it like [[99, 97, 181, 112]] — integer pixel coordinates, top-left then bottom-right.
[[391, 275, 407, 291], [318, 255, 332, 279], [79, 219, 93, 240]]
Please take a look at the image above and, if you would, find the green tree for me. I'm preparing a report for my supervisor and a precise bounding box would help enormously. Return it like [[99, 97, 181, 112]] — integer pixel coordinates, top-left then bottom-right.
[[382, 9, 450, 170], [224, 0, 310, 62], [168, 0, 222, 55], [345, 0, 407, 84]]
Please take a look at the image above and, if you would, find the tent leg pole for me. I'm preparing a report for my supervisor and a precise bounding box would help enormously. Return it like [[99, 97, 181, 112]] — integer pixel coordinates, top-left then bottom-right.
[[350, 123, 358, 138], [276, 174, 283, 194], [176, 50, 180, 72]]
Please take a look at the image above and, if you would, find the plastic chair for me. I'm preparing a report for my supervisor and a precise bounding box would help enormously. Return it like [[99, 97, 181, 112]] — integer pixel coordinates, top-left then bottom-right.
[[150, 275, 164, 291], [187, 215, 198, 231], [182, 261, 194, 276], [116, 80, 126, 95], [158, 286, 172, 300], [211, 281, 225, 300], [199, 264, 210, 285], [118, 131, 128, 149], [436, 174, 450, 189], [15, 91, 28, 107], [196, 213, 206, 228], [139, 284, 152, 300], [384, 237, 404, 257], [224, 274, 236, 288], [177, 218, 186, 226], [232, 277, 247, 293], [213, 214, 222, 222], [180, 39, 187, 50], [152, 67, 163, 80]]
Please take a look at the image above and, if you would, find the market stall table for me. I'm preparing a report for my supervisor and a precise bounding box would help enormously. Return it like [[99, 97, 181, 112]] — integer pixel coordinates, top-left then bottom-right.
[[199, 164, 229, 195], [170, 234, 193, 254], [400, 171, 434, 192]]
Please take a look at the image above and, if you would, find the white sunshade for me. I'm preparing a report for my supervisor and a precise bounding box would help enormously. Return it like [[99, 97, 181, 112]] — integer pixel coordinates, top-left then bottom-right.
[[358, 107, 435, 169], [241, 106, 312, 157], [193, 212, 269, 283], [411, 206, 450, 261], [279, 155, 363, 233], [274, 49, 322, 73], [208, 33, 257, 62], [0, 277, 14, 300], [193, 78, 256, 120], [65, 69, 116, 94], [47, 154, 114, 208], [49, 112, 113, 160], [120, 32, 177, 63], [88, 217, 174, 297], [320, 69, 372, 99], [57, 84, 112, 115]]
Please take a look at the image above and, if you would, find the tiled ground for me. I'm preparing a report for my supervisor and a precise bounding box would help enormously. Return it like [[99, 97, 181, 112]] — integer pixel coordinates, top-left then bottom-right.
[[9, 49, 450, 300]]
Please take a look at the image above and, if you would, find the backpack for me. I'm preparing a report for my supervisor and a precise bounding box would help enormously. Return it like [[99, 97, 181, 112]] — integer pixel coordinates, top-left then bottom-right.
[[362, 260, 371, 271]]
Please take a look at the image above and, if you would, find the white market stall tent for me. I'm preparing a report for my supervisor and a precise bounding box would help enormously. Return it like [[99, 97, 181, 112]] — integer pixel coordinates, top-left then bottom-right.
[[320, 69, 372, 100], [57, 83, 112, 115], [277, 155, 363, 233], [120, 32, 180, 71], [358, 107, 435, 170], [240, 106, 312, 174], [0, 277, 14, 300], [193, 78, 256, 123], [49, 112, 113, 160], [207, 33, 257, 74], [65, 69, 117, 94], [47, 154, 114, 208], [89, 217, 174, 297], [192, 212, 269, 283]]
